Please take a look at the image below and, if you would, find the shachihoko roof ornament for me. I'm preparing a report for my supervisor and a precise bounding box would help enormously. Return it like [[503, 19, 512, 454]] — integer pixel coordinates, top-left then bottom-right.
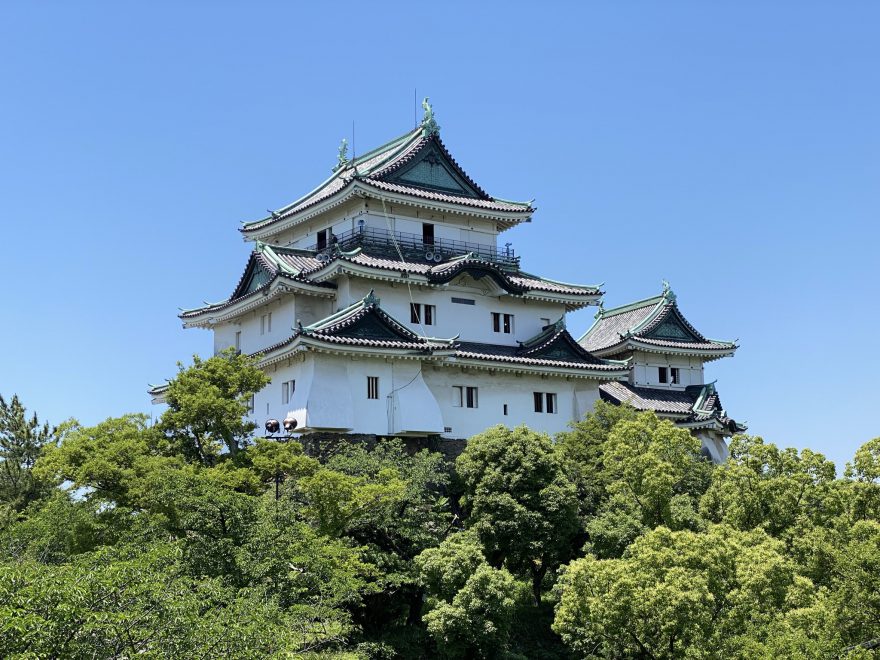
[[421, 97, 440, 137], [334, 138, 349, 172]]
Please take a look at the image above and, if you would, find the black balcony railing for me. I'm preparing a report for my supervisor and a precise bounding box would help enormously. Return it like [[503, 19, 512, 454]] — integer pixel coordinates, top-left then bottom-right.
[[304, 226, 518, 268]]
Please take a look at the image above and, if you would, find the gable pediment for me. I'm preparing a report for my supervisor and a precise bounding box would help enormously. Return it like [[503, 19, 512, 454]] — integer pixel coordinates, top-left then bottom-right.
[[232, 259, 274, 299], [525, 332, 597, 363], [643, 310, 703, 343], [333, 311, 413, 342], [384, 143, 483, 198]]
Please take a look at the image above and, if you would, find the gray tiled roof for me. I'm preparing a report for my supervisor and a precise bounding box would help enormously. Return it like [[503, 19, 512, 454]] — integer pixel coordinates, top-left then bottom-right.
[[599, 381, 745, 432], [579, 287, 736, 357], [242, 128, 532, 234]]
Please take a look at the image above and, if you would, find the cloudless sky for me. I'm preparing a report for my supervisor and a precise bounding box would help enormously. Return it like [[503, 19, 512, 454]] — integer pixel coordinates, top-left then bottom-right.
[[1, 1, 877, 470]]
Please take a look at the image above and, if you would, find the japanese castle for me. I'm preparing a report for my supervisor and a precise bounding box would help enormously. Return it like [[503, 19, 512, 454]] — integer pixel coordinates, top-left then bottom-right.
[[157, 101, 743, 461]]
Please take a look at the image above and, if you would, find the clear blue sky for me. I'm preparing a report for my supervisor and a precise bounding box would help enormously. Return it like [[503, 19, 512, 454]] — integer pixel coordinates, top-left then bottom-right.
[[1, 2, 877, 470]]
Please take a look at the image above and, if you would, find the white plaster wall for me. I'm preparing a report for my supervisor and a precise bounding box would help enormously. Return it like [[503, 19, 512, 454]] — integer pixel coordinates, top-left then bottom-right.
[[271, 203, 499, 251], [694, 430, 730, 463], [346, 279, 565, 345], [422, 365, 600, 439], [248, 354, 604, 441], [630, 351, 704, 390], [211, 297, 297, 355]]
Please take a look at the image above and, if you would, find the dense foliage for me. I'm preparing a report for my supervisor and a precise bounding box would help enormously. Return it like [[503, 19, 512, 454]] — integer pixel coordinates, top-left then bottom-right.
[[1, 354, 878, 658]]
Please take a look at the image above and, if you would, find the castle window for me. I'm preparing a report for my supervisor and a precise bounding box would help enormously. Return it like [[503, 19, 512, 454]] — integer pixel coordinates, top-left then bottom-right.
[[658, 367, 668, 383], [503, 404, 508, 416], [453, 386, 478, 408], [492, 313, 514, 334], [367, 377, 379, 400], [235, 331, 241, 352], [282, 380, 295, 404], [422, 222, 434, 246], [260, 313, 272, 335], [317, 229, 327, 250], [671, 368, 680, 384], [534, 392, 557, 414], [247, 395, 255, 414], [410, 303, 436, 325]]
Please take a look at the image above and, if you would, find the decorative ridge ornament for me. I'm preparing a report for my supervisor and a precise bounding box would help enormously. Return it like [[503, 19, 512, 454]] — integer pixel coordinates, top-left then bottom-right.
[[334, 138, 349, 172], [662, 279, 676, 302], [363, 289, 380, 307], [421, 97, 440, 137]]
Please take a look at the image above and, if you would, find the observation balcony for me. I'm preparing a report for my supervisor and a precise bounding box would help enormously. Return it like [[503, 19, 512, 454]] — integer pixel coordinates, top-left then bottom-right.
[[303, 226, 518, 268]]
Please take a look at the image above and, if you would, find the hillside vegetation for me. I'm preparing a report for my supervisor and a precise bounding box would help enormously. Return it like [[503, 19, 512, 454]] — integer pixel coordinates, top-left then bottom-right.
[[1, 351, 878, 658]]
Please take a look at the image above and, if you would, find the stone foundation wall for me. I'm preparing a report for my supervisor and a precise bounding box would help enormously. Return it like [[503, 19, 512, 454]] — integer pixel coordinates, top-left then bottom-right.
[[295, 433, 468, 464]]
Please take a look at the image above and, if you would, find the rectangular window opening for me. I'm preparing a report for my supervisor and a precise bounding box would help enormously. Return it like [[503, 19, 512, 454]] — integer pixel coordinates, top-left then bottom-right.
[[367, 376, 379, 400], [451, 297, 475, 305], [534, 392, 544, 413], [492, 312, 501, 333], [317, 229, 328, 250], [410, 303, 435, 326], [422, 222, 435, 246], [503, 404, 508, 416], [671, 367, 680, 384], [235, 331, 241, 352], [465, 386, 478, 408], [658, 367, 668, 384], [546, 393, 557, 414]]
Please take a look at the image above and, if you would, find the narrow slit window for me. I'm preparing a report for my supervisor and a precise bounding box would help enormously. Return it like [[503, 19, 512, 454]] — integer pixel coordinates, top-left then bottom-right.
[[658, 367, 668, 384], [534, 392, 544, 413], [546, 392, 557, 414], [671, 367, 680, 384], [465, 386, 478, 408], [503, 404, 508, 416], [503, 314, 513, 334], [492, 312, 501, 333], [367, 376, 379, 400], [317, 229, 327, 250], [410, 303, 421, 324], [235, 331, 241, 352]]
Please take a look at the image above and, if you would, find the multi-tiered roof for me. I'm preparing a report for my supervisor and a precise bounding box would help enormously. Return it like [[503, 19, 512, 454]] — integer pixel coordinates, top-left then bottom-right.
[[239, 289, 628, 379], [241, 102, 534, 242], [579, 282, 738, 360]]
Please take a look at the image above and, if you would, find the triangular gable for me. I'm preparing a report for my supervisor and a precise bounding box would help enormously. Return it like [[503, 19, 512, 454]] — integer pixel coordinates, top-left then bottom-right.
[[382, 141, 484, 199], [332, 311, 413, 342], [231, 257, 274, 300], [309, 298, 424, 344], [641, 306, 706, 343], [522, 329, 603, 364]]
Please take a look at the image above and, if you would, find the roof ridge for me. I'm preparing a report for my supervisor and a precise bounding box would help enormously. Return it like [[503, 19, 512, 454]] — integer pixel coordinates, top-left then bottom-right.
[[598, 293, 665, 318], [351, 127, 422, 169], [516, 270, 601, 291]]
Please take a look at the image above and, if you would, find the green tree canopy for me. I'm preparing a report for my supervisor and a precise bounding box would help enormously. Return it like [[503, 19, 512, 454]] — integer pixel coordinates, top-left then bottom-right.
[[159, 350, 270, 462], [456, 424, 579, 605]]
